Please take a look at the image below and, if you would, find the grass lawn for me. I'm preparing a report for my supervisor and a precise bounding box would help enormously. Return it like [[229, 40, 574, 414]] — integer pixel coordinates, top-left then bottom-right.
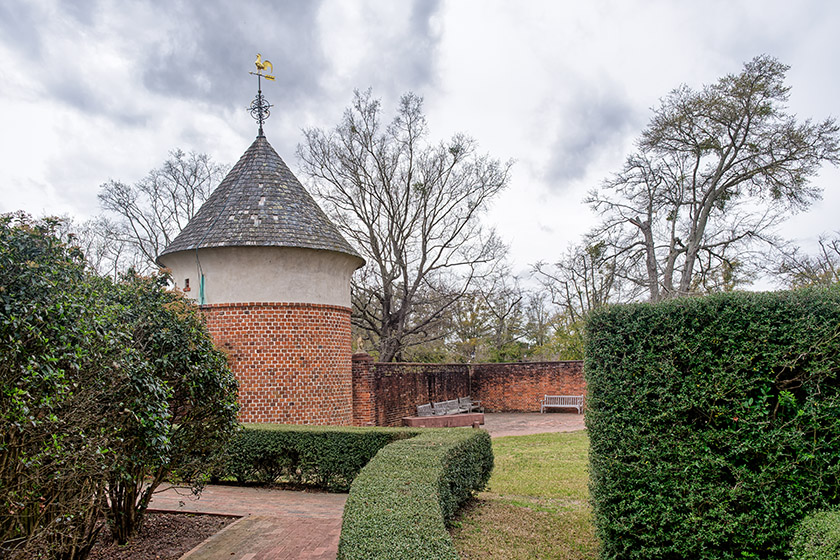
[[450, 431, 597, 560]]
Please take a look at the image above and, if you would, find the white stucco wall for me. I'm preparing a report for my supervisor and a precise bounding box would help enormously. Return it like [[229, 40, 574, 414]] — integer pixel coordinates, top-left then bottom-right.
[[158, 246, 363, 307]]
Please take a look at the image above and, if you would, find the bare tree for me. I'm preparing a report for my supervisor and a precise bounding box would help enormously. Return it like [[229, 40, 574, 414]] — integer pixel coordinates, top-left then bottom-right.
[[774, 233, 840, 287], [534, 239, 626, 322], [298, 90, 512, 361], [97, 150, 227, 273], [532, 241, 624, 360], [587, 55, 839, 301]]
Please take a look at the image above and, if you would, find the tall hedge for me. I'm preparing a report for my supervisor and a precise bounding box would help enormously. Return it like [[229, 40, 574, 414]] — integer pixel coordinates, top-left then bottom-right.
[[585, 289, 840, 560]]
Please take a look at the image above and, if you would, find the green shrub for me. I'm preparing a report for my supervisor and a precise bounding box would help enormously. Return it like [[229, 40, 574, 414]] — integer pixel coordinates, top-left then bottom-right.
[[0, 214, 240, 556], [220, 424, 419, 491], [790, 509, 840, 560], [338, 429, 493, 560], [585, 289, 840, 560]]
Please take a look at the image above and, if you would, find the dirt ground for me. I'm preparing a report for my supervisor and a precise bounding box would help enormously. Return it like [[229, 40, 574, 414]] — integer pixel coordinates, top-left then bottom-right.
[[87, 512, 236, 560]]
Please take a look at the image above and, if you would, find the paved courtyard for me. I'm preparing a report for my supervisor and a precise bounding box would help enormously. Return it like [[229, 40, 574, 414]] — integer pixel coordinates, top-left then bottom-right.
[[482, 411, 585, 437]]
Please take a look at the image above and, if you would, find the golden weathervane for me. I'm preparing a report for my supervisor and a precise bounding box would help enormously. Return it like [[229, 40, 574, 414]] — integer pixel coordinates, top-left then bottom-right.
[[249, 53, 275, 136]]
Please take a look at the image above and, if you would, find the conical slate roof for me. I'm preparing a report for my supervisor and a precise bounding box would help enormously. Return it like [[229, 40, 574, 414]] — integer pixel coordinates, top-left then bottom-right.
[[158, 135, 362, 261]]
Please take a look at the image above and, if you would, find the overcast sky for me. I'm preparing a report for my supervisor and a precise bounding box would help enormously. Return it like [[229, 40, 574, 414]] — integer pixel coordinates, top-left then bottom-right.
[[1, 0, 838, 280]]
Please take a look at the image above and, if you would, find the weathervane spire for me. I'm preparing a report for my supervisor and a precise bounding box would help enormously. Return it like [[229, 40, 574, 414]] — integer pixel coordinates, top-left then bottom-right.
[[249, 53, 275, 137]]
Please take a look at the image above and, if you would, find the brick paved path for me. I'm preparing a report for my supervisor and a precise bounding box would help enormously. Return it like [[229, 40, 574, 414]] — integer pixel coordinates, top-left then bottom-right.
[[149, 485, 346, 559], [482, 412, 585, 437]]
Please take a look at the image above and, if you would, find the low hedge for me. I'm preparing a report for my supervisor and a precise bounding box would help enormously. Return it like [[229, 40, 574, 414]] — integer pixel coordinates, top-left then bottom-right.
[[217, 424, 419, 491], [585, 289, 840, 560], [790, 509, 840, 560], [338, 429, 493, 560]]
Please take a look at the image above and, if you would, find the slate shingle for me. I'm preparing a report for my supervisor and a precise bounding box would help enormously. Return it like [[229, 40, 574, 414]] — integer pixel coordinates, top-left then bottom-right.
[[158, 136, 362, 261]]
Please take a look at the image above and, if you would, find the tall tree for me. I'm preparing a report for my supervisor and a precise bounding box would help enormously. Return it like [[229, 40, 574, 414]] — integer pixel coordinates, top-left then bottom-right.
[[97, 149, 227, 273], [298, 90, 512, 361], [587, 55, 839, 301]]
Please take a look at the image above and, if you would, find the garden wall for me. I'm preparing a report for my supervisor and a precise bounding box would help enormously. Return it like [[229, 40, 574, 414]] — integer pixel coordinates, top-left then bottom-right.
[[352, 353, 584, 426]]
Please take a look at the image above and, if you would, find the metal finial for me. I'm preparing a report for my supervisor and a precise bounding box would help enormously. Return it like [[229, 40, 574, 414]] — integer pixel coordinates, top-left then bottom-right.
[[249, 53, 276, 137]]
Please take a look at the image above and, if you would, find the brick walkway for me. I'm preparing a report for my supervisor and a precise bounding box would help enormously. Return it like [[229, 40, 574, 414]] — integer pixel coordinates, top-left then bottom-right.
[[482, 412, 585, 437], [149, 485, 346, 559]]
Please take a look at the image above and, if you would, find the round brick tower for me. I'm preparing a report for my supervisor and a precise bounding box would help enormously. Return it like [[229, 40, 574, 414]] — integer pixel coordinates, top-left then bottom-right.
[[157, 134, 364, 424]]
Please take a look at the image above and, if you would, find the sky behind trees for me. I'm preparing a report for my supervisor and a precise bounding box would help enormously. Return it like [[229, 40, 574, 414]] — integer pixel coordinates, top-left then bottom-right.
[[1, 0, 838, 279]]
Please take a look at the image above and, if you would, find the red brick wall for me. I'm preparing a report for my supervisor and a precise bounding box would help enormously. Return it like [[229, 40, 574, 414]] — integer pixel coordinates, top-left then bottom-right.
[[351, 355, 585, 426], [474, 361, 584, 412], [202, 302, 353, 425]]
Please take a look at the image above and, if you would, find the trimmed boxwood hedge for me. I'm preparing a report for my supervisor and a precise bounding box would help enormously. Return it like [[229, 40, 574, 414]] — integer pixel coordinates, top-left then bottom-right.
[[338, 429, 493, 560], [585, 289, 840, 560], [217, 424, 419, 491], [790, 508, 840, 560]]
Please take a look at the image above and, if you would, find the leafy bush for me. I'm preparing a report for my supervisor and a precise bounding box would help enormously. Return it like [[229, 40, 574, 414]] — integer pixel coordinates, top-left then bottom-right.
[[0, 214, 239, 556], [585, 289, 840, 560], [790, 509, 840, 560], [102, 272, 239, 544], [338, 429, 493, 560], [1, 214, 127, 558], [220, 424, 419, 491]]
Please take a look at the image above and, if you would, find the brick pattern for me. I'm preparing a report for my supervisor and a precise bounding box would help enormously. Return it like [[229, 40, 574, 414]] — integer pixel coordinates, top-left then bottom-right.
[[351, 355, 584, 426], [475, 361, 585, 412], [202, 302, 353, 425]]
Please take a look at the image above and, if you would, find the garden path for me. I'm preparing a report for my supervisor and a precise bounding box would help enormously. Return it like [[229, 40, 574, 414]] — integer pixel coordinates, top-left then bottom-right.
[[149, 485, 346, 559], [482, 412, 585, 437]]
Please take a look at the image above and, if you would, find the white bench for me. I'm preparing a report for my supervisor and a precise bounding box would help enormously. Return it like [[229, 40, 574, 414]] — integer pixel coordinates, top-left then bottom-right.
[[540, 395, 584, 414]]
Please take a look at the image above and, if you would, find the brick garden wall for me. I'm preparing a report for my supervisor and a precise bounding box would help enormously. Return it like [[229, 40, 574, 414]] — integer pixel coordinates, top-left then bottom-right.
[[352, 355, 585, 426], [202, 302, 353, 425]]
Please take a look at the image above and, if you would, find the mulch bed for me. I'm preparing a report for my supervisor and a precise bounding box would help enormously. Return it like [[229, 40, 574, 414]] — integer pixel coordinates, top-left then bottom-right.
[[88, 512, 237, 560]]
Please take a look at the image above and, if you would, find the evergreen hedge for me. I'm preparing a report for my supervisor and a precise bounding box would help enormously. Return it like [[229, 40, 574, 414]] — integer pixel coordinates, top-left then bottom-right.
[[585, 289, 840, 560], [338, 429, 493, 560], [218, 424, 419, 491], [790, 508, 840, 560]]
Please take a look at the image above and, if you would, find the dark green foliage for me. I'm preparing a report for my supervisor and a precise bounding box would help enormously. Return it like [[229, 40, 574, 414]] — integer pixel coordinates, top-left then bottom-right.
[[1, 213, 125, 558], [219, 424, 419, 491], [102, 272, 239, 544], [338, 429, 493, 560], [790, 509, 840, 559], [0, 214, 239, 557], [585, 289, 840, 560]]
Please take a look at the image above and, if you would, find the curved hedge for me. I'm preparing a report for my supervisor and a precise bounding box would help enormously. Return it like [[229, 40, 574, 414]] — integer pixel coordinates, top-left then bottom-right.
[[585, 289, 840, 560], [790, 508, 840, 560], [216, 424, 419, 491], [338, 429, 493, 560]]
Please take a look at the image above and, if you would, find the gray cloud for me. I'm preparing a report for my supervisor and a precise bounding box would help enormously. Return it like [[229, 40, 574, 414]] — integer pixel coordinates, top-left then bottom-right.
[[141, 0, 328, 112], [0, 2, 43, 56], [354, 0, 444, 99], [544, 87, 639, 187]]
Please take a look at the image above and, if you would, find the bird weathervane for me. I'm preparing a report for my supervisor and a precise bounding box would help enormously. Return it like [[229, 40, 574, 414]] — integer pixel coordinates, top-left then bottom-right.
[[249, 53, 275, 137]]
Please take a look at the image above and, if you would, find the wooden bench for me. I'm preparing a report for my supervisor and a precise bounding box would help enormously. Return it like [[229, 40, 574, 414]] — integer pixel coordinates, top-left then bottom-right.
[[458, 396, 483, 413], [417, 397, 483, 417], [416, 403, 434, 417], [432, 399, 462, 416], [541, 395, 584, 414]]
